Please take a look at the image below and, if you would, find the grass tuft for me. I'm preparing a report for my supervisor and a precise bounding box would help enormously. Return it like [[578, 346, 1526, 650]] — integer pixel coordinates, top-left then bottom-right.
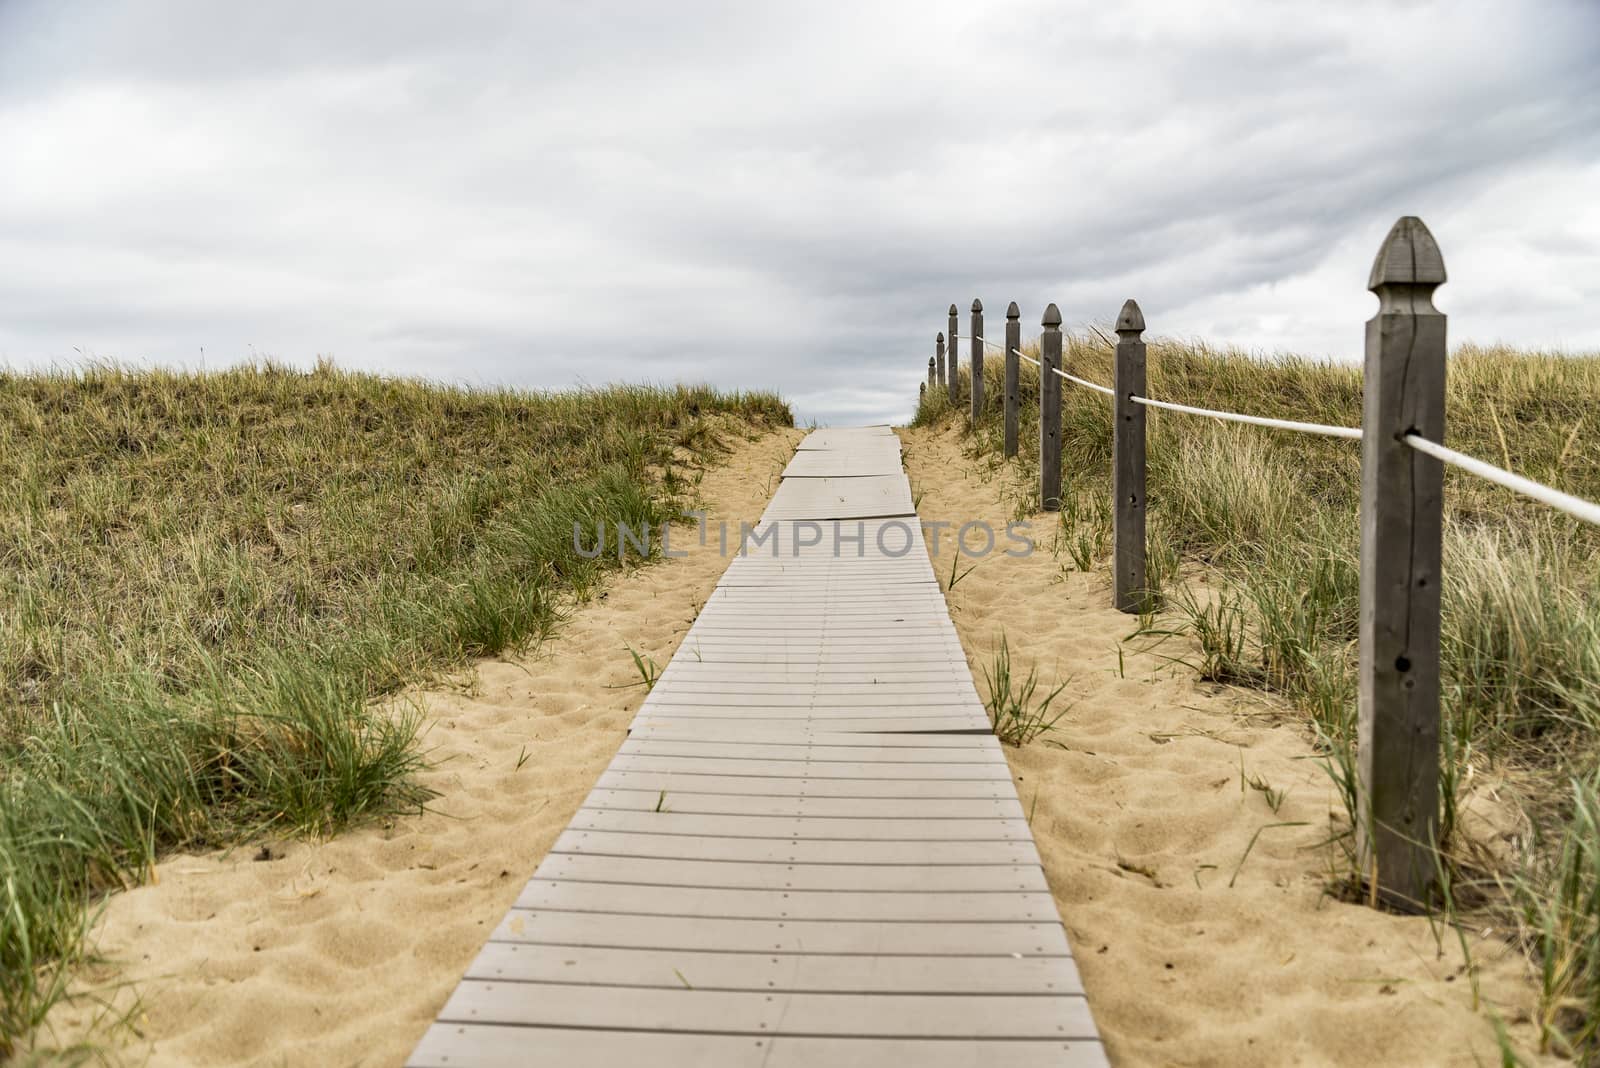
[[981, 634, 1071, 747]]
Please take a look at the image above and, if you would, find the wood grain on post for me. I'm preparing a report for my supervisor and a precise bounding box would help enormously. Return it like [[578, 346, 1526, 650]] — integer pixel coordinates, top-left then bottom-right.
[[1112, 300, 1148, 613], [947, 304, 960, 403], [935, 333, 947, 394], [1003, 302, 1021, 458], [1038, 304, 1063, 511], [969, 299, 984, 424], [1358, 216, 1447, 909]]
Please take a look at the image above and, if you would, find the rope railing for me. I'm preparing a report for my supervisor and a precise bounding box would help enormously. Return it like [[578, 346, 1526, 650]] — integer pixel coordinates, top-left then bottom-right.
[[1051, 363, 1115, 398], [956, 332, 1600, 519], [923, 215, 1600, 909], [973, 334, 1362, 430], [1129, 395, 1362, 440], [1403, 434, 1600, 526]]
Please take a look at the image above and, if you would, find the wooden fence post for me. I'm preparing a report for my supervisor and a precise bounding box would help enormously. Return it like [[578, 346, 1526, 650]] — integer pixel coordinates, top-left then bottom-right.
[[1358, 216, 1447, 909], [1112, 299, 1147, 613], [928, 355, 936, 390], [947, 304, 960, 402], [936, 333, 947, 394], [970, 299, 984, 423], [1003, 302, 1020, 458], [1039, 303, 1062, 511]]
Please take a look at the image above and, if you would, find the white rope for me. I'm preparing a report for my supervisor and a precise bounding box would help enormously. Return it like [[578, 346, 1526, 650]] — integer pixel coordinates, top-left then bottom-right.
[[1402, 434, 1600, 526], [1055, 366, 1117, 397], [953, 333, 1008, 354], [1131, 396, 1363, 440], [999, 346, 1114, 397]]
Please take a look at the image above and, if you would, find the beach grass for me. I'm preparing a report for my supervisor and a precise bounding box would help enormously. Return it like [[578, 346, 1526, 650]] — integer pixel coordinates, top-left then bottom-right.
[[0, 361, 789, 1052], [918, 336, 1600, 1055]]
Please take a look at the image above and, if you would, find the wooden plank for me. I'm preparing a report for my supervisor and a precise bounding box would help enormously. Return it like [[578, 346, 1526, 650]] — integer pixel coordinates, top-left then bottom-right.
[[567, 810, 1033, 841], [434, 981, 1096, 1039], [642, 698, 981, 714], [591, 773, 1018, 800], [710, 576, 941, 593], [798, 426, 897, 448], [625, 712, 990, 731], [410, 1026, 1109, 1068], [760, 477, 916, 521], [529, 854, 1049, 892], [603, 756, 1008, 780], [462, 943, 1080, 993], [668, 637, 965, 648], [782, 452, 904, 477], [689, 608, 954, 622], [614, 741, 1004, 762], [617, 729, 1003, 749], [516, 881, 1059, 923], [488, 911, 1072, 956], [628, 718, 992, 736], [552, 830, 1041, 865], [641, 692, 975, 708], [582, 791, 1022, 819], [623, 729, 996, 746], [663, 649, 971, 662], [655, 669, 975, 685]]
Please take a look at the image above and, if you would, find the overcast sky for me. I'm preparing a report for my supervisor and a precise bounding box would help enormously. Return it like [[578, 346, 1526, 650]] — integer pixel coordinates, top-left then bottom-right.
[[2, 1, 1597, 426]]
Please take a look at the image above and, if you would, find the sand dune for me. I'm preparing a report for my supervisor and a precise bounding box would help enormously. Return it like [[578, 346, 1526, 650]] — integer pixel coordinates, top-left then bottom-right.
[[34, 419, 1550, 1066], [899, 423, 1547, 1067], [36, 426, 802, 1066]]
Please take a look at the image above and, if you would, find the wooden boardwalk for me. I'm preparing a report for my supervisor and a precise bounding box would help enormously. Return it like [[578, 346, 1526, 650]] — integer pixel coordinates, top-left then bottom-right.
[[408, 426, 1108, 1067]]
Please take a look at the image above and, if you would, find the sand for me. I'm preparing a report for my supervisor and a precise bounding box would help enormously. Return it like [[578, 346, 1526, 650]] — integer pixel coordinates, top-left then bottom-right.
[[35, 423, 803, 1066], [34, 418, 1550, 1067], [898, 422, 1548, 1067]]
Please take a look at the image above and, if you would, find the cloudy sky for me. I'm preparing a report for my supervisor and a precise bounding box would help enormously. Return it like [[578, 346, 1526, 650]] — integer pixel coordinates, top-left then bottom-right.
[[2, 1, 1597, 426]]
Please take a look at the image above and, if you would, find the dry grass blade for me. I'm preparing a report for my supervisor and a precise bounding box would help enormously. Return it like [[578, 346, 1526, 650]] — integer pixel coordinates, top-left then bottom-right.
[[981, 633, 1072, 747]]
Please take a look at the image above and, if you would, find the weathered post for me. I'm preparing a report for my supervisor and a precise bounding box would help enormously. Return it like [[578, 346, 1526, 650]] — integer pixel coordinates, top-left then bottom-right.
[[947, 304, 960, 402], [936, 333, 947, 394], [1003, 302, 1021, 458], [1112, 299, 1147, 613], [1038, 304, 1062, 510], [970, 299, 984, 423], [1358, 216, 1447, 909], [928, 355, 936, 390], [920, 382, 926, 402]]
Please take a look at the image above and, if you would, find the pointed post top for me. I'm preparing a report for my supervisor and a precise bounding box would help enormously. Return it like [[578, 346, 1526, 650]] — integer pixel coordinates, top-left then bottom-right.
[[949, 303, 958, 315], [1368, 217, 1446, 311], [971, 298, 983, 313], [928, 355, 934, 366], [1042, 303, 1062, 328], [1116, 299, 1145, 335], [1006, 301, 1020, 319], [936, 331, 944, 343]]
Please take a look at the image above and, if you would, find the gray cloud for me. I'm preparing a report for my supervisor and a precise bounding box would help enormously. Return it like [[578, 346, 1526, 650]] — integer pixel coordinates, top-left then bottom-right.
[[2, 0, 1597, 425]]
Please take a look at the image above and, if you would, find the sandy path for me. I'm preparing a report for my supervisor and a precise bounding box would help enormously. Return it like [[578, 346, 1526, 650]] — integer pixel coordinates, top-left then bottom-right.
[[38, 424, 802, 1067], [899, 423, 1546, 1067]]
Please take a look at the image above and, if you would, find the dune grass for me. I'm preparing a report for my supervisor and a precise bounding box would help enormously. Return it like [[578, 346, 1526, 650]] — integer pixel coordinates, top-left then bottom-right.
[[918, 337, 1600, 1057], [0, 361, 790, 1053]]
